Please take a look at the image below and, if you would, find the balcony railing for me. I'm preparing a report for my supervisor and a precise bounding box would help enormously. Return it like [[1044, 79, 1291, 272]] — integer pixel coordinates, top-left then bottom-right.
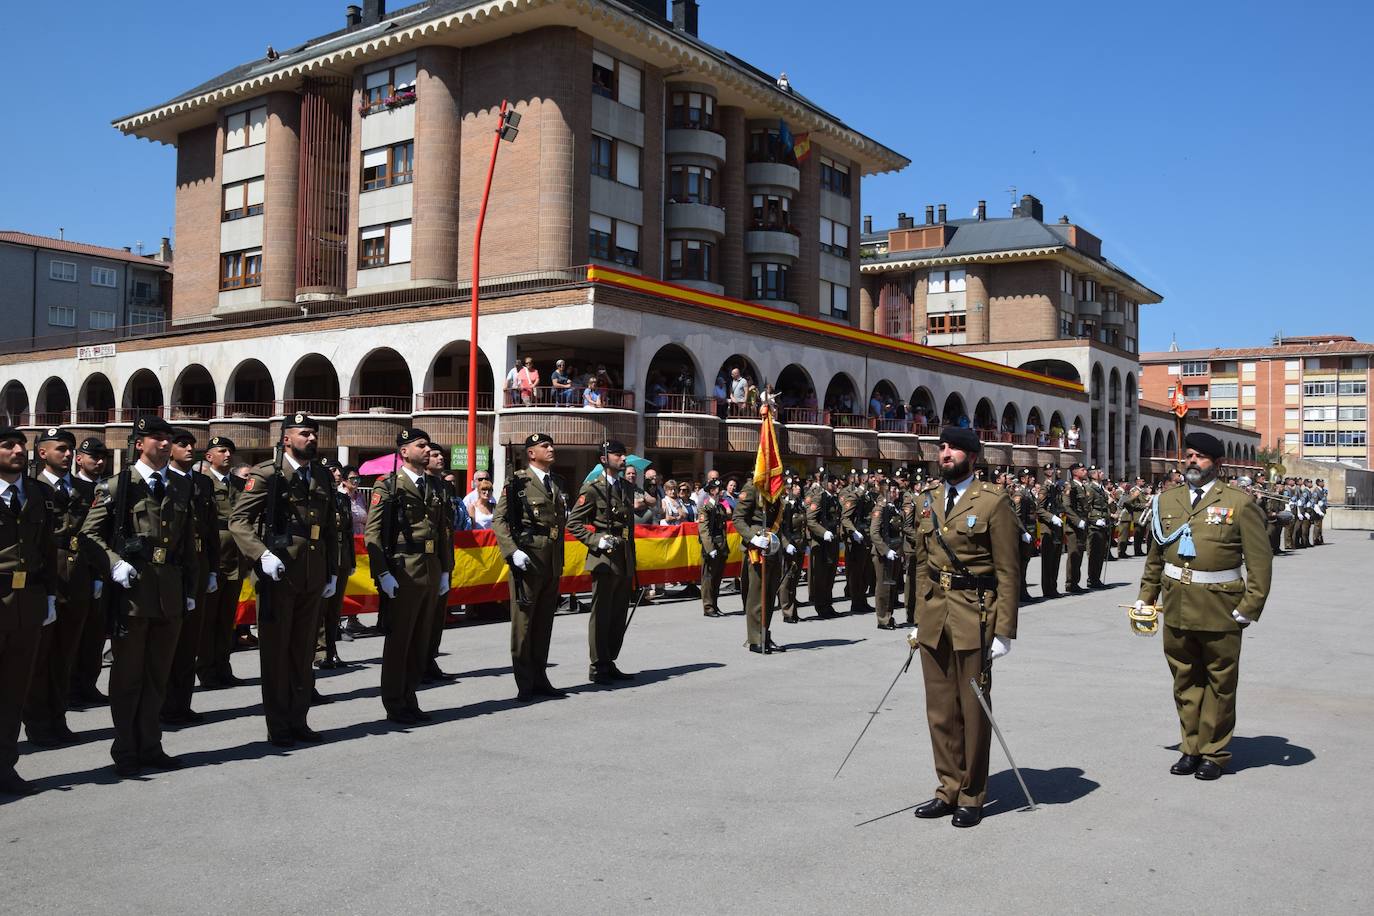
[[780, 407, 825, 425], [342, 395, 412, 414], [648, 394, 716, 416], [169, 405, 213, 421], [74, 408, 114, 424], [875, 418, 935, 435], [829, 413, 872, 430], [502, 386, 635, 411], [281, 398, 341, 417], [33, 411, 70, 426], [415, 391, 496, 412], [219, 402, 275, 419]]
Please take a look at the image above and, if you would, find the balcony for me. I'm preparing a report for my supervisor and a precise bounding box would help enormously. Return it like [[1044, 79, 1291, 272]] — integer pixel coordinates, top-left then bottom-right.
[[829, 413, 879, 460], [745, 161, 800, 195], [413, 391, 496, 449], [209, 402, 276, 451], [665, 128, 726, 162], [337, 395, 410, 450], [1076, 299, 1102, 319], [745, 228, 801, 262], [498, 386, 636, 448], [876, 419, 934, 463], [780, 407, 834, 456], [665, 202, 726, 239], [1101, 309, 1125, 327], [645, 395, 722, 450]]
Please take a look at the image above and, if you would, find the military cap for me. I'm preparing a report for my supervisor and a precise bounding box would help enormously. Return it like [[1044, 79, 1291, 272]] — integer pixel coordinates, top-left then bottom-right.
[[938, 426, 981, 454], [396, 427, 430, 447], [1069, 461, 1086, 471], [1019, 468, 1034, 478], [77, 437, 107, 456], [206, 435, 237, 453], [704, 478, 723, 491], [893, 466, 909, 480], [1184, 431, 1225, 461], [170, 426, 197, 445], [36, 427, 76, 446], [0, 426, 27, 445], [826, 472, 843, 483], [1043, 462, 1055, 470], [601, 439, 627, 456], [524, 433, 555, 448], [134, 415, 174, 437], [283, 412, 319, 431], [319, 456, 338, 470]]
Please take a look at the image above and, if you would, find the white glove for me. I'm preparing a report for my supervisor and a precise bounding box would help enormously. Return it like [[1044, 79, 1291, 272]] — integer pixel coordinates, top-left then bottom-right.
[[1132, 599, 1146, 612], [512, 549, 531, 570], [207, 572, 219, 594], [44, 596, 57, 627], [112, 560, 137, 588], [259, 551, 286, 582], [438, 577, 450, 597], [885, 549, 898, 561], [1095, 519, 1107, 528], [749, 534, 771, 549], [708, 549, 718, 559], [597, 537, 612, 551], [1050, 516, 1062, 527], [185, 597, 196, 613], [851, 531, 864, 543], [321, 575, 337, 599], [988, 635, 1011, 661], [786, 544, 797, 556], [377, 572, 399, 599], [823, 530, 834, 543], [92, 580, 104, 600], [1077, 520, 1086, 530], [1231, 609, 1252, 626], [1021, 532, 1032, 543]]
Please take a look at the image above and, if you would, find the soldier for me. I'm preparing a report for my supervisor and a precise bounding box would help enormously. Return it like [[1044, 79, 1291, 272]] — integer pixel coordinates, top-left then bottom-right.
[[83, 416, 196, 778], [805, 473, 842, 619], [230, 414, 337, 746], [1013, 469, 1038, 602], [422, 444, 458, 683], [900, 471, 934, 627], [1120, 477, 1150, 558], [841, 472, 874, 613], [70, 437, 111, 707], [1036, 474, 1065, 599], [316, 461, 357, 672], [1135, 432, 1272, 780], [697, 478, 729, 618], [1086, 467, 1111, 587], [197, 436, 246, 688], [161, 428, 220, 726], [364, 428, 450, 723], [1, 427, 57, 796], [492, 433, 569, 701], [23, 428, 97, 747], [1312, 479, 1327, 545], [910, 428, 1020, 828], [1064, 462, 1089, 593], [870, 479, 904, 630], [733, 478, 786, 654], [778, 479, 809, 624], [567, 440, 638, 684]]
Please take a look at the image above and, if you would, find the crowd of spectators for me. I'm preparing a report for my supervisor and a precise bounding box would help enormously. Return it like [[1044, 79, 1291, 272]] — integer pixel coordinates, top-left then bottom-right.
[[503, 358, 620, 408]]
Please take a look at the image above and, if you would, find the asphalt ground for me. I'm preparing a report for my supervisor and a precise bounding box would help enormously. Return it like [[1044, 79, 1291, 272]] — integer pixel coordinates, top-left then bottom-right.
[[3, 533, 1371, 915]]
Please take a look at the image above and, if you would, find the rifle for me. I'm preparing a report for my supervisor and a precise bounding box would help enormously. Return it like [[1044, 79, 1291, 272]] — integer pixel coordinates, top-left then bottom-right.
[[374, 450, 401, 635], [106, 429, 142, 639], [255, 418, 292, 626]]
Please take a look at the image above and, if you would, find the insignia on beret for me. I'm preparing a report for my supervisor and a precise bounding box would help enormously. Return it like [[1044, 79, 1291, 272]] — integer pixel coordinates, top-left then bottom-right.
[[295, 413, 305, 424], [47, 427, 58, 437]]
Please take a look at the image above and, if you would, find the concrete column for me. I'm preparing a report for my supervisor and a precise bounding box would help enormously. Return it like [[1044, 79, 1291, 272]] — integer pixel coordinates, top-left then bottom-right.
[[262, 91, 301, 307], [640, 65, 664, 281], [345, 74, 363, 292], [718, 106, 747, 298], [859, 274, 879, 333], [412, 47, 462, 285], [792, 152, 820, 317], [964, 265, 989, 345]]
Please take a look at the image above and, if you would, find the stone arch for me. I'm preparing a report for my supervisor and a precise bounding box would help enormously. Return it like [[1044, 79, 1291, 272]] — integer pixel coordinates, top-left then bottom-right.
[[225, 359, 275, 416], [1166, 429, 1177, 454], [349, 347, 413, 413], [1018, 358, 1082, 385], [422, 342, 496, 410], [775, 363, 818, 418], [1091, 363, 1105, 402], [171, 365, 216, 421], [1126, 371, 1137, 406], [1000, 402, 1021, 435], [867, 379, 900, 416], [941, 392, 967, 427], [823, 372, 860, 415], [78, 374, 116, 424], [1, 380, 28, 426], [36, 377, 71, 425], [1153, 429, 1164, 452], [973, 397, 997, 432], [284, 353, 341, 415], [1109, 367, 1122, 405], [121, 369, 163, 420], [1027, 406, 1045, 432]]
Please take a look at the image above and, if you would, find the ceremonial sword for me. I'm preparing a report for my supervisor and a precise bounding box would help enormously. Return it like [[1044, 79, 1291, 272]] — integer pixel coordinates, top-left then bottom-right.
[[968, 674, 1038, 811], [833, 639, 917, 780]]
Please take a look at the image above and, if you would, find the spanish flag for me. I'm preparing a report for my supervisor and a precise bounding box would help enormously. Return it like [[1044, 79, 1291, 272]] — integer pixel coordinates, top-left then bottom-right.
[[793, 132, 812, 163], [753, 403, 785, 503]]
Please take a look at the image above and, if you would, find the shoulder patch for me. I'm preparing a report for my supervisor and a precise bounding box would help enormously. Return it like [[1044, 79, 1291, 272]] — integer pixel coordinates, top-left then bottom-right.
[[371, 490, 383, 507], [244, 478, 255, 492], [577, 494, 587, 506]]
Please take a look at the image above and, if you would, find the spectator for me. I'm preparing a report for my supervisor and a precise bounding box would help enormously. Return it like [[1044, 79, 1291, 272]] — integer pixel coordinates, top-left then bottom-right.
[[463, 470, 493, 516], [721, 477, 739, 515], [595, 364, 614, 391], [469, 478, 497, 529], [729, 367, 747, 406], [660, 478, 686, 524], [714, 374, 728, 401], [957, 413, 971, 428], [648, 373, 668, 412], [503, 360, 521, 406], [515, 356, 540, 405], [1067, 424, 1081, 448], [869, 392, 884, 418], [582, 376, 603, 408], [551, 359, 573, 405], [677, 481, 697, 522], [343, 466, 367, 536], [642, 467, 663, 520], [633, 490, 656, 527]]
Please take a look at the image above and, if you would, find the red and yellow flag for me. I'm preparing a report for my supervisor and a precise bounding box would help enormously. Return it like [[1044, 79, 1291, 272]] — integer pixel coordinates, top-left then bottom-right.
[[753, 403, 785, 503], [1171, 383, 1189, 418], [793, 132, 812, 163]]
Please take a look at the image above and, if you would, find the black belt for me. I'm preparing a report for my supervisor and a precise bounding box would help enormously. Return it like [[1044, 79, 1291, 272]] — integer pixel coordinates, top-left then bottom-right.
[[938, 572, 998, 592], [393, 540, 437, 556], [216, 520, 230, 531]]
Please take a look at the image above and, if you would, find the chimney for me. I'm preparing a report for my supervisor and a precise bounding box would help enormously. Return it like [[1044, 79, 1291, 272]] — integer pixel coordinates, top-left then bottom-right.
[[158, 237, 173, 263], [345, 5, 361, 27], [672, 0, 699, 35], [937, 203, 947, 224], [1015, 193, 1044, 221], [1059, 215, 1071, 225], [924, 205, 935, 225], [863, 215, 873, 234], [977, 200, 986, 221], [122, 246, 132, 253], [361, 0, 385, 25], [896, 212, 914, 230]]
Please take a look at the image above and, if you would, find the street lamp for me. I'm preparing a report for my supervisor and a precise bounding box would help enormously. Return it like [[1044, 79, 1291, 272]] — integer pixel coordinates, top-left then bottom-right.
[[465, 99, 519, 489]]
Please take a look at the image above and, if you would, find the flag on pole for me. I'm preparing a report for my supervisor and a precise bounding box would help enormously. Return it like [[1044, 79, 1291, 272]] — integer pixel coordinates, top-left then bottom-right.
[[792, 132, 812, 163], [778, 119, 794, 154], [753, 401, 785, 503], [1171, 383, 1189, 418]]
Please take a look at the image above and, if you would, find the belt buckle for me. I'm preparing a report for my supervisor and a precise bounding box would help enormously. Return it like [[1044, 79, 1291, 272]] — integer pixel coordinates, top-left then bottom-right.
[[69, 536, 80, 552], [11, 570, 26, 590], [424, 540, 435, 555], [939, 571, 952, 590], [153, 547, 168, 564], [310, 524, 321, 540], [1179, 567, 1193, 585], [548, 526, 558, 538]]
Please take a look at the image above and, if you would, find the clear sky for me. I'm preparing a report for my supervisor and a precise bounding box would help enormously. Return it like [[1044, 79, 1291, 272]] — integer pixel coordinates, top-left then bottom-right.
[[2, 1, 1370, 352]]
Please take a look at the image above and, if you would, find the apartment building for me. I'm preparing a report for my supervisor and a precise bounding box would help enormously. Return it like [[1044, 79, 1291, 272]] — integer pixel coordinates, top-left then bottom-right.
[[1140, 336, 1374, 469]]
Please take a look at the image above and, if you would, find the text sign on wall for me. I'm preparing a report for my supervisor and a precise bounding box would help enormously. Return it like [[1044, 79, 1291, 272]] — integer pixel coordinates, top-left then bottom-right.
[[76, 343, 116, 360]]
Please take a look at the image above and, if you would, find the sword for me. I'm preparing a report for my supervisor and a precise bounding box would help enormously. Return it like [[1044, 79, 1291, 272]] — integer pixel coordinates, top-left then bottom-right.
[[833, 640, 917, 780], [622, 585, 649, 637], [968, 675, 1037, 811]]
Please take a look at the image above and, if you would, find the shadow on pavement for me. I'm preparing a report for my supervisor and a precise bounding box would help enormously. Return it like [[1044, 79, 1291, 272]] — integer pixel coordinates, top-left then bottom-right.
[[779, 638, 866, 651], [1227, 735, 1316, 773], [984, 766, 1100, 817]]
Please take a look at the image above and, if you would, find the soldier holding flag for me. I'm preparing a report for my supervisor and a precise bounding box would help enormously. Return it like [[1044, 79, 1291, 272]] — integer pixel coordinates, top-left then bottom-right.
[[732, 396, 786, 653]]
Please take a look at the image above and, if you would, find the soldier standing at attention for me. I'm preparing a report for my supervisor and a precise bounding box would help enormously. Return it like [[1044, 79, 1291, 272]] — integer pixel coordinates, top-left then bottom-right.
[[1036, 474, 1065, 599], [1013, 469, 1038, 602], [421, 444, 458, 684], [364, 428, 448, 724], [1086, 467, 1111, 587], [23, 428, 95, 747], [696, 478, 728, 618], [910, 428, 1020, 828], [69, 438, 111, 708], [841, 473, 874, 614], [1064, 463, 1089, 593], [1135, 432, 1272, 780], [900, 470, 935, 628], [230, 414, 337, 747], [805, 474, 842, 619], [567, 440, 637, 684], [0, 428, 57, 796], [197, 436, 245, 689], [870, 479, 904, 630], [777, 479, 809, 624], [492, 433, 569, 701], [733, 478, 786, 654], [83, 416, 196, 778], [316, 461, 357, 672]]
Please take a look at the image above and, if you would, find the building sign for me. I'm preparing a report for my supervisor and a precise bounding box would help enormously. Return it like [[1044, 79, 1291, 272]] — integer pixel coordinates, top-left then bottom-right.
[[77, 343, 116, 360], [452, 446, 490, 471]]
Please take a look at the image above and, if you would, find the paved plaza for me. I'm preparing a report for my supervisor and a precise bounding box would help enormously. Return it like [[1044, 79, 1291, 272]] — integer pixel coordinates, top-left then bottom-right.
[[4, 533, 1371, 915]]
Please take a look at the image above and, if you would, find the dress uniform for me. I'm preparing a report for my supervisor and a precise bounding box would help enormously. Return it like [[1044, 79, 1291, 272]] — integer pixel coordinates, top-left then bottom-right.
[[23, 428, 96, 746], [70, 437, 111, 706], [1013, 471, 1038, 601], [316, 470, 356, 670], [911, 428, 1020, 828], [1086, 470, 1111, 587], [197, 437, 246, 688], [162, 428, 220, 725], [870, 483, 904, 629], [1036, 475, 1065, 599], [1137, 431, 1272, 779], [82, 416, 197, 777], [1064, 464, 1089, 592], [492, 433, 569, 701], [567, 440, 638, 683], [1312, 481, 1327, 545], [364, 428, 450, 723], [732, 480, 785, 653], [777, 482, 809, 624], [229, 413, 337, 746], [1, 427, 58, 796], [697, 479, 729, 618], [1121, 483, 1151, 557], [841, 480, 874, 613], [805, 476, 842, 618]]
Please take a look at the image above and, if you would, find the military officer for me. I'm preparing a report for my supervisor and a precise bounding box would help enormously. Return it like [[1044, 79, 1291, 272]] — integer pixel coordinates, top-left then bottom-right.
[[1136, 431, 1272, 780], [364, 428, 449, 724], [23, 428, 97, 747], [732, 478, 786, 654], [316, 460, 357, 671], [805, 473, 842, 619], [696, 478, 729, 618], [422, 444, 458, 683], [197, 436, 246, 688], [900, 471, 936, 627], [1013, 469, 1038, 602], [1036, 473, 1065, 599], [230, 413, 337, 746], [1064, 462, 1089, 593], [70, 436, 111, 707], [777, 479, 809, 624], [1, 427, 58, 796], [870, 479, 904, 630], [567, 440, 638, 684], [841, 473, 874, 613], [1120, 477, 1150, 558], [492, 433, 569, 701], [161, 427, 220, 726], [1086, 467, 1111, 587], [910, 428, 1020, 828], [83, 416, 196, 778], [1312, 479, 1327, 545]]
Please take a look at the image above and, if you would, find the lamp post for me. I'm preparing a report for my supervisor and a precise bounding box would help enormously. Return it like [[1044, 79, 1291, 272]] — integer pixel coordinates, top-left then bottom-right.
[[465, 99, 520, 489]]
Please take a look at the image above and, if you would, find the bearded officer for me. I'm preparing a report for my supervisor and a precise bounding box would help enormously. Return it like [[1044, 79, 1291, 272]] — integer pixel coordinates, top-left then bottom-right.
[[805, 473, 842, 619], [1136, 431, 1272, 780], [492, 433, 569, 701], [197, 436, 246, 688], [696, 478, 728, 618], [567, 440, 637, 684]]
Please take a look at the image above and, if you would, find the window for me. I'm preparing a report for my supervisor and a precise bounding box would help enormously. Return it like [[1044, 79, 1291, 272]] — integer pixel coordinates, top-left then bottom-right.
[[1285, 408, 1299, 424], [1060, 270, 1074, 295], [1209, 407, 1238, 421], [1338, 431, 1367, 447], [669, 91, 715, 129], [819, 218, 850, 257], [1284, 359, 1300, 376], [1078, 277, 1098, 303], [590, 135, 613, 179], [133, 280, 154, 300], [225, 105, 267, 151], [91, 266, 117, 287], [668, 239, 714, 282], [1241, 385, 1256, 402], [129, 307, 163, 327], [1241, 361, 1256, 379], [589, 214, 612, 261], [751, 262, 789, 301], [751, 195, 791, 232], [926, 313, 967, 336], [1303, 406, 1333, 421], [819, 280, 850, 320], [1180, 360, 1208, 376], [588, 214, 640, 268], [1303, 380, 1337, 397], [591, 51, 641, 110], [89, 310, 116, 330], [364, 62, 417, 110], [1167, 364, 1181, 375], [927, 268, 966, 295], [1284, 433, 1299, 446], [1339, 406, 1367, 421], [49, 260, 77, 282], [1210, 383, 1238, 399], [1304, 431, 1336, 447], [1242, 409, 1257, 426], [1339, 380, 1368, 396], [668, 165, 715, 205], [220, 249, 262, 289], [47, 306, 76, 327], [615, 140, 641, 188], [747, 128, 797, 166], [1059, 311, 1073, 337], [222, 177, 265, 220], [1285, 383, 1300, 400], [359, 221, 412, 268], [1305, 357, 1322, 371], [819, 156, 851, 197], [361, 141, 413, 192], [1125, 336, 1137, 352], [1184, 385, 1208, 399]]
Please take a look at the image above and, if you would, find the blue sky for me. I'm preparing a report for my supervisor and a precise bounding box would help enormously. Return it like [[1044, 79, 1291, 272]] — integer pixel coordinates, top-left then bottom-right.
[[3, 1, 1370, 352]]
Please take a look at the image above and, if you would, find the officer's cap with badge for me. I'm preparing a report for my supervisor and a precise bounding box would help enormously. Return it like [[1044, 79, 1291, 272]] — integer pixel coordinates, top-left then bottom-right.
[[134, 415, 174, 439], [938, 426, 981, 455], [0, 426, 27, 445], [601, 439, 627, 457], [284, 412, 319, 432], [893, 466, 909, 481], [524, 433, 555, 450], [170, 426, 197, 446], [704, 477, 723, 492], [1019, 467, 1034, 479], [36, 427, 77, 447], [207, 435, 237, 454], [1069, 461, 1086, 471], [396, 427, 430, 447], [77, 437, 107, 456], [1184, 431, 1225, 462]]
